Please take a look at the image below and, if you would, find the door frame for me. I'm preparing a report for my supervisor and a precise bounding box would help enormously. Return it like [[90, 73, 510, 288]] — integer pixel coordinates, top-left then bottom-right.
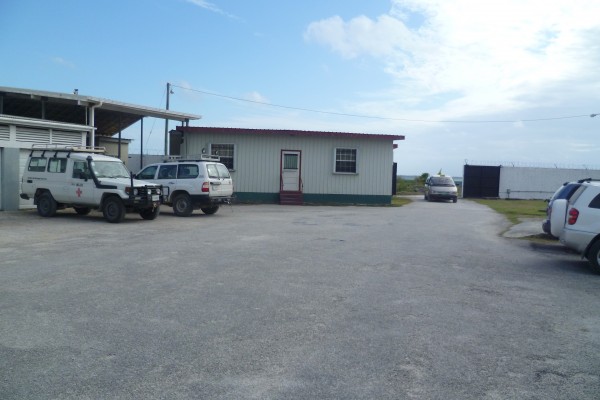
[[280, 149, 302, 192]]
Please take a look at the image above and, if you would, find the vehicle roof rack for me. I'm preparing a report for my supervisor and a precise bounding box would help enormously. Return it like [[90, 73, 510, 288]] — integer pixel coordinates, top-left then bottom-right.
[[163, 154, 220, 162], [29, 144, 106, 158], [577, 178, 600, 183]]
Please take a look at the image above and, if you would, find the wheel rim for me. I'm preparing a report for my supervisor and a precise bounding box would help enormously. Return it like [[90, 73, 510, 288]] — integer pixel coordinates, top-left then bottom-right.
[[106, 202, 119, 219], [175, 198, 189, 213], [39, 199, 49, 213]]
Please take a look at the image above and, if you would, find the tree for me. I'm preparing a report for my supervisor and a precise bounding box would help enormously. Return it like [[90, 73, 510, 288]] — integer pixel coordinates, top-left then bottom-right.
[[416, 172, 429, 185]]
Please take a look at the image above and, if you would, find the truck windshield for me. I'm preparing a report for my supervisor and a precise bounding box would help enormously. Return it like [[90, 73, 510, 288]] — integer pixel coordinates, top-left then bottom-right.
[[431, 177, 455, 186], [91, 161, 130, 179]]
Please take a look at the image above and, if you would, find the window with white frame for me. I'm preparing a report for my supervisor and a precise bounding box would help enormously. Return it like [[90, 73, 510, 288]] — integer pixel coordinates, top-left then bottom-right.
[[48, 158, 67, 173], [334, 148, 357, 173], [210, 143, 235, 170]]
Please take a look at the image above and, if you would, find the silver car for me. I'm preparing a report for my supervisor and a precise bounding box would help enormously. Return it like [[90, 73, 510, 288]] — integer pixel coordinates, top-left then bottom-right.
[[424, 175, 458, 203]]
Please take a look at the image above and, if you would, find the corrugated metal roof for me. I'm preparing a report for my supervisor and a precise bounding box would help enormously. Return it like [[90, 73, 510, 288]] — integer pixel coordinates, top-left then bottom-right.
[[175, 126, 405, 141], [0, 86, 201, 137]]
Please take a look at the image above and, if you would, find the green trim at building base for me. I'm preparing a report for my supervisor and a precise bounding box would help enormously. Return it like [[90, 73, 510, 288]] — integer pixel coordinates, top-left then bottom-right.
[[234, 192, 280, 204], [233, 192, 391, 205]]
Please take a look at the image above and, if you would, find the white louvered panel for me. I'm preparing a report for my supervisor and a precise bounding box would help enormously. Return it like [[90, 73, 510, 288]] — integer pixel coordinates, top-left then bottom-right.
[[0, 125, 9, 141], [51, 130, 84, 146], [16, 127, 50, 144]]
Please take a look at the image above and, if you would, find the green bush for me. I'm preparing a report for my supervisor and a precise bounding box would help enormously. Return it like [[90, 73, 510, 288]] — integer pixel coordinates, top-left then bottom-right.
[[396, 173, 428, 194]]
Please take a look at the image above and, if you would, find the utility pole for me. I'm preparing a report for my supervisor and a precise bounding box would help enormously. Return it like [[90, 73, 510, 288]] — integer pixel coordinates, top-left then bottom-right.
[[164, 82, 171, 155]]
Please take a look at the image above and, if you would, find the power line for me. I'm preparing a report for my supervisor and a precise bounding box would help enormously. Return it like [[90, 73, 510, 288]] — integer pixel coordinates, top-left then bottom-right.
[[170, 83, 593, 124]]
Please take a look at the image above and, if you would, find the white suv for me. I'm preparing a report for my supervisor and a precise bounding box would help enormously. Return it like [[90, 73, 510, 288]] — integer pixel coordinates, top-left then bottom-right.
[[550, 181, 600, 270], [20, 145, 162, 223], [135, 156, 233, 217]]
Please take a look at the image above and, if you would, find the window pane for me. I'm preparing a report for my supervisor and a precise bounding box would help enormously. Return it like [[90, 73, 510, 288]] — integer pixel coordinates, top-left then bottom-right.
[[158, 165, 177, 179], [211, 144, 234, 169], [284, 154, 298, 170], [589, 193, 600, 209], [28, 157, 47, 172], [138, 166, 157, 180], [48, 158, 67, 173], [207, 164, 219, 179], [72, 161, 90, 179], [178, 164, 199, 179], [335, 148, 357, 173], [216, 164, 231, 179]]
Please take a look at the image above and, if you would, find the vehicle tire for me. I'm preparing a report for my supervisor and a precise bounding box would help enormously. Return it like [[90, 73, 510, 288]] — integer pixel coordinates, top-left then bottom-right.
[[453, 197, 458, 203], [200, 205, 219, 215], [424, 193, 428, 200], [140, 206, 160, 220], [587, 241, 600, 272], [37, 192, 57, 217], [173, 194, 193, 217], [74, 206, 91, 215], [103, 196, 125, 223]]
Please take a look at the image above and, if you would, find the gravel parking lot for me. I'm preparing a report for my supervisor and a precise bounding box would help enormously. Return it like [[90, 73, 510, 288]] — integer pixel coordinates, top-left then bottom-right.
[[1, 201, 599, 399]]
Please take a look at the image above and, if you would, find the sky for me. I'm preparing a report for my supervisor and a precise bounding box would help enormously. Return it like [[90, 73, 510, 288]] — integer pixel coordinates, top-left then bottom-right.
[[1, 0, 600, 177]]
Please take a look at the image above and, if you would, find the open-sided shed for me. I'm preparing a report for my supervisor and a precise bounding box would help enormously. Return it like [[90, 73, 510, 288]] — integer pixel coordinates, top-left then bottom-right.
[[0, 86, 199, 210]]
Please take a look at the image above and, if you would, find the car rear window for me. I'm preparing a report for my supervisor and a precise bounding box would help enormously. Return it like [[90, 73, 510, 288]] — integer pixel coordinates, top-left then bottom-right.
[[216, 164, 231, 179], [206, 164, 219, 179], [555, 184, 580, 201]]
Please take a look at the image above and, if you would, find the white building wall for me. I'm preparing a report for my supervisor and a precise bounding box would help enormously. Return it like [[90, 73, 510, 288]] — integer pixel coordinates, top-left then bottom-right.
[[499, 166, 600, 199], [183, 133, 394, 196], [0, 120, 88, 210]]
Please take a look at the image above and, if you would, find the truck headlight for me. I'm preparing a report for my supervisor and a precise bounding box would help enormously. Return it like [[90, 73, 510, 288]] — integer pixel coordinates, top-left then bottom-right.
[[126, 187, 139, 196]]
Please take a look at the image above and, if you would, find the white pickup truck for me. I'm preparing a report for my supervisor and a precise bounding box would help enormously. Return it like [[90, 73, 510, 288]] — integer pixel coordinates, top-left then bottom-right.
[[20, 145, 162, 223], [550, 180, 600, 270]]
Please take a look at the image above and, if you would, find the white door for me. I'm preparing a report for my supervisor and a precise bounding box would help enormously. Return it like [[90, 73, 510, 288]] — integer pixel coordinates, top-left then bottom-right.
[[156, 164, 178, 200], [281, 150, 301, 192], [69, 160, 96, 205]]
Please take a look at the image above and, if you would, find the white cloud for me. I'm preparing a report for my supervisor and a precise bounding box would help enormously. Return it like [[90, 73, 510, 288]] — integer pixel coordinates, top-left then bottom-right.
[[51, 56, 75, 69], [305, 0, 600, 119], [244, 91, 270, 104], [172, 81, 203, 103], [185, 0, 240, 20]]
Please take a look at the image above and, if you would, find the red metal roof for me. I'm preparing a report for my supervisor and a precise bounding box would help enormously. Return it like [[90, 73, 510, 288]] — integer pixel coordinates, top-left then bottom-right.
[[175, 126, 405, 141]]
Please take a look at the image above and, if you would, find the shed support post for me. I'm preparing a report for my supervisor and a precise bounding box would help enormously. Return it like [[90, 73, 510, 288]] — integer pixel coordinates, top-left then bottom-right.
[[140, 117, 144, 170], [89, 106, 95, 147]]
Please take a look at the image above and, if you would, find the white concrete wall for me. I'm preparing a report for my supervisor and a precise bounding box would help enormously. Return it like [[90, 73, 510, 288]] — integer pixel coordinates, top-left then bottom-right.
[[499, 167, 600, 199], [0, 121, 88, 211], [127, 154, 165, 174]]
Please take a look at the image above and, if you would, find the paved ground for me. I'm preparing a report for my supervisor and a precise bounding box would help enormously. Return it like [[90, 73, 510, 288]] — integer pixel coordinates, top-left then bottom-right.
[[503, 217, 547, 239], [1, 200, 599, 399]]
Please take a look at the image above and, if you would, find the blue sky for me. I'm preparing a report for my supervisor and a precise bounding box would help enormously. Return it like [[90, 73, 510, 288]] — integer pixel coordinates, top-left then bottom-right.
[[2, 0, 600, 176]]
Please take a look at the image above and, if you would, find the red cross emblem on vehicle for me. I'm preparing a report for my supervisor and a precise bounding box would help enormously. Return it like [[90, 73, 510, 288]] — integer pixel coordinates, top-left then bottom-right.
[[76, 188, 82, 197]]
